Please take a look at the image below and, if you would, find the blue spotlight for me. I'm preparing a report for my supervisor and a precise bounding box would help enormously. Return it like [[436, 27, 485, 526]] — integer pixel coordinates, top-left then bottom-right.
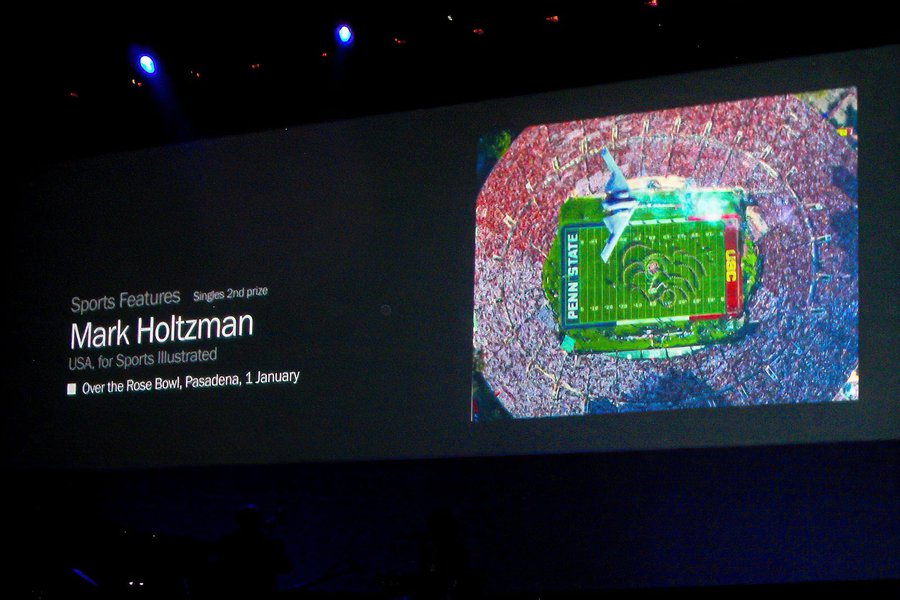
[[139, 54, 156, 74], [336, 24, 353, 45]]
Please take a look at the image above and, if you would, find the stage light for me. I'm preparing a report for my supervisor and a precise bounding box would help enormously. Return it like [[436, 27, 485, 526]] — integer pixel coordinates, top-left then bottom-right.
[[139, 54, 156, 74], [337, 24, 353, 45]]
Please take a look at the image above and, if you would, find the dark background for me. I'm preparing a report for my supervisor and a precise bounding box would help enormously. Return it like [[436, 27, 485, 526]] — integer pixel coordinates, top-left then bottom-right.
[[7, 4, 898, 597]]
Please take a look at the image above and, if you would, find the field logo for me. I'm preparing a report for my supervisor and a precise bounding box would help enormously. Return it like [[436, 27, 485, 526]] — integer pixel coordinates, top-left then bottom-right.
[[725, 249, 738, 283], [565, 230, 580, 323]]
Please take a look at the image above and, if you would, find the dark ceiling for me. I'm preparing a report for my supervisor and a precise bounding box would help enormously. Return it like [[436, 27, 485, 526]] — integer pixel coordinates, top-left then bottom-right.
[[12, 3, 897, 164]]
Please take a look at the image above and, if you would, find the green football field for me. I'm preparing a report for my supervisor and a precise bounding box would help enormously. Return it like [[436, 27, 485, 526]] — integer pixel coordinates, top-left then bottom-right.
[[560, 219, 728, 328]]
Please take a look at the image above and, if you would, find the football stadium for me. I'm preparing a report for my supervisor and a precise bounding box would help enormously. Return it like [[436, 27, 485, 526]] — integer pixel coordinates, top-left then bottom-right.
[[472, 89, 858, 418]]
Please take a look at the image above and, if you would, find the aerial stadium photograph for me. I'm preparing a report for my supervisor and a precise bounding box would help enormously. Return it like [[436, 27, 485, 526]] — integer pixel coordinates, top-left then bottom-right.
[[472, 88, 859, 420]]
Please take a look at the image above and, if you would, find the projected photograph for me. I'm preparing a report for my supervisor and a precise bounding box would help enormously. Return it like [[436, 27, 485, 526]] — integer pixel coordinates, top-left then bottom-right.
[[472, 89, 859, 420]]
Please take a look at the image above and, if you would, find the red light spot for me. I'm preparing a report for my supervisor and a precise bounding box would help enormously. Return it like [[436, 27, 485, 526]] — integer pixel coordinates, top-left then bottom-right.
[[69, 91, 79, 98], [646, 0, 658, 6], [321, 52, 328, 58], [393, 37, 407, 45], [472, 28, 485, 35], [545, 15, 559, 22], [250, 63, 261, 70]]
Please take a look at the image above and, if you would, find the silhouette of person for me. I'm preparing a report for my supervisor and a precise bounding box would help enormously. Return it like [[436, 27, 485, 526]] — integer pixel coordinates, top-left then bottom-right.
[[414, 509, 470, 600], [208, 504, 292, 599]]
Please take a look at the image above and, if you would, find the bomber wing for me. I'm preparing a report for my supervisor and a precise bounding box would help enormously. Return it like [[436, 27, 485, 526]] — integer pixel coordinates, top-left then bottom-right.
[[599, 148, 636, 262]]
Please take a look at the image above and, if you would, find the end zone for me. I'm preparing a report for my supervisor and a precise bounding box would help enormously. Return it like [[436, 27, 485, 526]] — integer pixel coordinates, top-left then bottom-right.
[[724, 218, 743, 317]]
